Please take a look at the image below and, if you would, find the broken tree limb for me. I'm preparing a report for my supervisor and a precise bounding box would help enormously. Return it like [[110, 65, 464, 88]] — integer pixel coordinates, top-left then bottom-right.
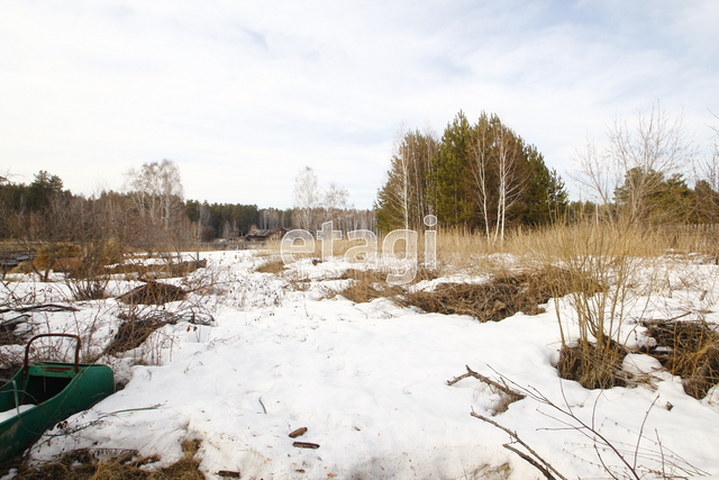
[[503, 444, 558, 480], [448, 365, 525, 402], [0, 303, 80, 314], [471, 410, 569, 480]]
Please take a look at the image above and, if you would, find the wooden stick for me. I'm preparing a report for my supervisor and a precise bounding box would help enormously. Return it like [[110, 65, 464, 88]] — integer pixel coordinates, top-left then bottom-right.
[[471, 411, 569, 480], [448, 365, 525, 401]]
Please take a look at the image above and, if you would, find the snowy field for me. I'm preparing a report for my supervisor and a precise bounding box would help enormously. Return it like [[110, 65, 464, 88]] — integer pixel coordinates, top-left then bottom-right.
[[2, 250, 719, 479]]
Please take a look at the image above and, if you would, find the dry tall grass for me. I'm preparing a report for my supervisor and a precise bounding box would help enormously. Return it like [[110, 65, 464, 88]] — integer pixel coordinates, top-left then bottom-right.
[[427, 222, 719, 389], [261, 223, 719, 391]]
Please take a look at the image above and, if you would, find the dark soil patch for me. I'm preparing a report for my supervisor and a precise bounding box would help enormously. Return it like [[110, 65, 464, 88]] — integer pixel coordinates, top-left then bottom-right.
[[644, 320, 719, 399]]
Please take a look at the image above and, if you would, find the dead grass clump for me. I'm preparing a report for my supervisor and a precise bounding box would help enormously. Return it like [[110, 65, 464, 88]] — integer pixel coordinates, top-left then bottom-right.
[[118, 282, 186, 305], [339, 268, 388, 282], [557, 341, 627, 389], [400, 268, 581, 322], [106, 259, 207, 279], [8, 261, 35, 275], [105, 317, 165, 355], [167, 259, 207, 278], [9, 439, 203, 480], [67, 276, 110, 301], [413, 264, 438, 284], [253, 258, 286, 274], [33, 243, 81, 270], [336, 269, 402, 304], [645, 320, 719, 399], [155, 439, 204, 480], [106, 307, 214, 356]]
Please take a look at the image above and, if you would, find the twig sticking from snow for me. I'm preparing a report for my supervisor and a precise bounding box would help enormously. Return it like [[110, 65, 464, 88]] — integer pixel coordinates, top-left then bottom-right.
[[479, 368, 709, 479], [448, 365, 525, 414], [448, 365, 525, 400], [470, 409, 569, 480]]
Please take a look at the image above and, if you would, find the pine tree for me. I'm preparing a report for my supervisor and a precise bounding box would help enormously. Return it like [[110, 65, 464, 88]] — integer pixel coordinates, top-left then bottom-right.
[[517, 147, 568, 226], [375, 129, 439, 231], [432, 111, 474, 228], [377, 111, 568, 234]]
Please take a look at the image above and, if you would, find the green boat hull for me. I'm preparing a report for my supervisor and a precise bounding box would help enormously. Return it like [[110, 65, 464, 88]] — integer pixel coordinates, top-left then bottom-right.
[[0, 336, 114, 462]]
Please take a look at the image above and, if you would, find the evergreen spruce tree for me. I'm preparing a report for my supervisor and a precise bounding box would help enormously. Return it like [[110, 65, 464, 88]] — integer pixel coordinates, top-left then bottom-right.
[[376, 110, 568, 234], [432, 111, 474, 228]]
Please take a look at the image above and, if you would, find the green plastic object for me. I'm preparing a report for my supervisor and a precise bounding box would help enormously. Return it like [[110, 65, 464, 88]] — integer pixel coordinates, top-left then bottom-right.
[[0, 334, 114, 461]]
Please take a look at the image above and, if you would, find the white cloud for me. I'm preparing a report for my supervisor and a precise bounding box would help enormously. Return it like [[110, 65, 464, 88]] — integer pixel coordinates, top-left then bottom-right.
[[1, 0, 716, 208]]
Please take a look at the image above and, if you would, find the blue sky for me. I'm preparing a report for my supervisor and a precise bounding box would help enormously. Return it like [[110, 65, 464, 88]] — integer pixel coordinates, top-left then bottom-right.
[[1, 1, 717, 209]]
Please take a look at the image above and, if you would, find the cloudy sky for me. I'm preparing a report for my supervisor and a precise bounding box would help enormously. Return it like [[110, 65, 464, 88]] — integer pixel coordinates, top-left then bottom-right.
[[1, 1, 717, 209]]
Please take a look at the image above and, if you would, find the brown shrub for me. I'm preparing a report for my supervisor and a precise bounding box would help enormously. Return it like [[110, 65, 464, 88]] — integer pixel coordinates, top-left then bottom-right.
[[400, 267, 581, 322], [51, 256, 84, 274], [118, 282, 186, 305], [557, 341, 627, 390], [336, 269, 400, 304], [645, 320, 719, 399]]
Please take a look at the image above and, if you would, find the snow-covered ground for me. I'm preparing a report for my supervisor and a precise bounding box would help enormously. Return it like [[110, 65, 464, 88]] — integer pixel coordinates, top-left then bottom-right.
[[2, 250, 719, 479]]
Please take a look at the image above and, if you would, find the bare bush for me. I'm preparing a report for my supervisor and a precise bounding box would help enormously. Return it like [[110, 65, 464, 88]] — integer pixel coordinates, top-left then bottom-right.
[[456, 367, 707, 480]]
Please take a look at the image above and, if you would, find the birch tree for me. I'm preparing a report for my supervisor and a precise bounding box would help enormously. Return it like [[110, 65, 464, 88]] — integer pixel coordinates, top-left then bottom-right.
[[377, 112, 566, 233], [323, 182, 351, 230], [493, 123, 524, 242], [573, 101, 696, 225], [470, 114, 494, 237], [375, 129, 439, 231], [293, 166, 321, 230], [125, 159, 185, 249]]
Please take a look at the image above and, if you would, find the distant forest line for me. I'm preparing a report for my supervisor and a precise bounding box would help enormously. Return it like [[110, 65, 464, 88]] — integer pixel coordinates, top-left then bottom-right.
[[3, 103, 718, 251]]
